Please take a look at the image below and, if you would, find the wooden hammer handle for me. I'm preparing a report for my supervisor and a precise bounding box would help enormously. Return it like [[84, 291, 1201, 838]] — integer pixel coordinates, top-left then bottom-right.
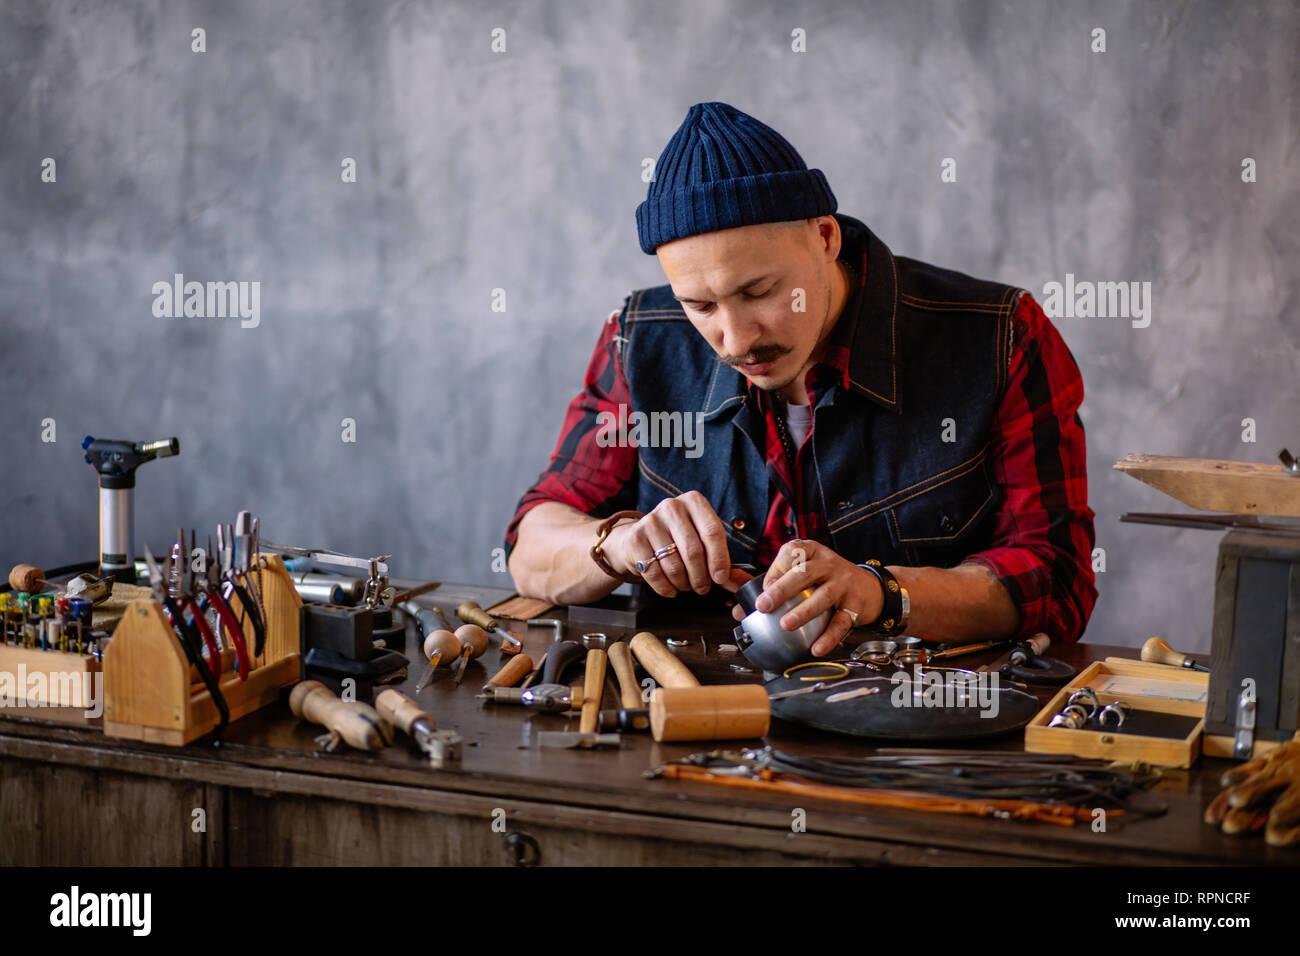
[[580, 648, 607, 735], [629, 632, 699, 688], [607, 641, 643, 709]]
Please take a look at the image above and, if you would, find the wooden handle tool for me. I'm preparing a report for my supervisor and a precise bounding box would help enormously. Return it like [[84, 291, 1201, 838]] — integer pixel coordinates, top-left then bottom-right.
[[416, 629, 461, 692], [607, 641, 644, 709], [1142, 636, 1210, 672], [485, 654, 534, 689], [375, 688, 462, 766], [289, 680, 386, 752], [453, 624, 490, 685], [376, 687, 435, 735], [8, 564, 45, 593], [457, 601, 523, 653], [629, 631, 699, 688], [580, 647, 607, 735]]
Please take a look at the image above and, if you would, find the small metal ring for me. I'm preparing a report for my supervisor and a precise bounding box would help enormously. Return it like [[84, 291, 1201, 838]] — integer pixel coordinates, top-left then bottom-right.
[[1067, 686, 1100, 719], [652, 543, 679, 562], [1098, 701, 1131, 729], [852, 639, 897, 664], [783, 660, 850, 682], [837, 607, 860, 627], [1061, 703, 1090, 722]]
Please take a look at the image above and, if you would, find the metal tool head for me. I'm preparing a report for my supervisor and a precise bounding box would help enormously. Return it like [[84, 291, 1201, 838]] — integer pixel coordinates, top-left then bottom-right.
[[233, 512, 253, 573], [204, 534, 222, 588], [520, 683, 575, 713], [142, 544, 168, 598], [173, 528, 196, 595], [216, 524, 233, 576]]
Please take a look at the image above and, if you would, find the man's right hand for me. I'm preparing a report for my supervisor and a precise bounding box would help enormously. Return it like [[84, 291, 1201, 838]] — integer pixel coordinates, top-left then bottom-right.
[[603, 491, 751, 597]]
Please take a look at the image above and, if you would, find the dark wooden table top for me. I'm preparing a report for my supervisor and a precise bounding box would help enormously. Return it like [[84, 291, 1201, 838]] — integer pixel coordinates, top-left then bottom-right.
[[1, 593, 1294, 866]]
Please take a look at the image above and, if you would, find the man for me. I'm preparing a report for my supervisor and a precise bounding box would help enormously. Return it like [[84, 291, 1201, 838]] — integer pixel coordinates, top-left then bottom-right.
[[505, 102, 1097, 656]]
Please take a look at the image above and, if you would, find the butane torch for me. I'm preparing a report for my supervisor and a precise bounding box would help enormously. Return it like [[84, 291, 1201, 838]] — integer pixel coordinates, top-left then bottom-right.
[[81, 435, 179, 584]]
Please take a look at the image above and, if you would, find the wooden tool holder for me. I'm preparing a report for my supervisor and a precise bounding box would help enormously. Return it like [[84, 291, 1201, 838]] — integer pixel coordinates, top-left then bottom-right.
[[103, 554, 301, 746], [0, 643, 102, 720], [1024, 657, 1208, 768]]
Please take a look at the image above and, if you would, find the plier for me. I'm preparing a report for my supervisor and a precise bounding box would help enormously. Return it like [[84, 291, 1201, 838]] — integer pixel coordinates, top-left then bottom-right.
[[197, 532, 251, 679], [144, 544, 229, 736], [171, 529, 223, 679], [218, 522, 266, 658]]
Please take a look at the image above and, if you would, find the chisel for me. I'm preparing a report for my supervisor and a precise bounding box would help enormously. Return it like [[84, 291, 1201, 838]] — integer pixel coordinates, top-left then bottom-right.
[[416, 629, 461, 692], [452, 624, 490, 685]]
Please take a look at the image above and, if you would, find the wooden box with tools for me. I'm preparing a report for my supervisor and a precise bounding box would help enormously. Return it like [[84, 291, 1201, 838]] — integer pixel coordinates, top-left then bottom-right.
[[102, 554, 302, 745], [1024, 658, 1208, 768]]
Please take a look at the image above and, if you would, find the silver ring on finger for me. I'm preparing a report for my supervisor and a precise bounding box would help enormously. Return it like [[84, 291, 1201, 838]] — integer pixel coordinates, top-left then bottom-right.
[[633, 554, 660, 575], [836, 607, 860, 628], [653, 543, 679, 562]]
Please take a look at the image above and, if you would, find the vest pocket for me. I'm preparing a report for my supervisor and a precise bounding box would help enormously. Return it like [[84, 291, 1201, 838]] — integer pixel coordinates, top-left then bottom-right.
[[885, 462, 998, 564]]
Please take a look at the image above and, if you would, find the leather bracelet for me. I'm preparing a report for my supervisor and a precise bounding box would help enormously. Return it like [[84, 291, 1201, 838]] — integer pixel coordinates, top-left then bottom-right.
[[591, 510, 643, 583], [859, 560, 909, 636]]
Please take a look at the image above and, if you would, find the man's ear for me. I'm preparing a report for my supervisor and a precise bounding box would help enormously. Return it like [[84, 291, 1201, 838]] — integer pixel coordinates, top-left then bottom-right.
[[813, 215, 841, 261]]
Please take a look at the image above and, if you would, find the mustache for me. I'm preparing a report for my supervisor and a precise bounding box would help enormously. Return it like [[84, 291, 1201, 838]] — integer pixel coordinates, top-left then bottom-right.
[[723, 343, 791, 367]]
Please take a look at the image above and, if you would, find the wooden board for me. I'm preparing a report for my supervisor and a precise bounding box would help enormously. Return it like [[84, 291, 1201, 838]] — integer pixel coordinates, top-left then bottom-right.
[[1024, 658, 1208, 768], [1114, 453, 1300, 517], [0, 644, 101, 715]]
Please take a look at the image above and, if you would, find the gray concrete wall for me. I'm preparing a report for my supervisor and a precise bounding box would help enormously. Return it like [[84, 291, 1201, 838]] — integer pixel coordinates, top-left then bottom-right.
[[1, 0, 1296, 651]]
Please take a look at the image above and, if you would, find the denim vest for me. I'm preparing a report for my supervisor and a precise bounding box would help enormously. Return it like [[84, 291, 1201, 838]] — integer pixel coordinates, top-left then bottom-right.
[[616, 214, 1021, 574]]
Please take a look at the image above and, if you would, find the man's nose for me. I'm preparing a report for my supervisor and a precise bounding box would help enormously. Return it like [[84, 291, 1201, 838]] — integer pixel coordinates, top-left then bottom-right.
[[717, 308, 763, 359]]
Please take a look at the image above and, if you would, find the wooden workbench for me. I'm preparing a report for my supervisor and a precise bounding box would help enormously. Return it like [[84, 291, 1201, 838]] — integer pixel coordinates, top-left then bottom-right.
[[0, 596, 1293, 866]]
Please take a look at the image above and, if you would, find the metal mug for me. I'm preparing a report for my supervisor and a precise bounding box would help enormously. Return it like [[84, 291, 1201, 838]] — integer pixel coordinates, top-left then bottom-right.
[[732, 575, 831, 673]]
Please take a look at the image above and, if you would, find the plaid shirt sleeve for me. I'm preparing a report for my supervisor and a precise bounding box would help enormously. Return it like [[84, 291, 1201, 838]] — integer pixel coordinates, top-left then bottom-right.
[[959, 292, 1099, 643], [503, 310, 638, 554]]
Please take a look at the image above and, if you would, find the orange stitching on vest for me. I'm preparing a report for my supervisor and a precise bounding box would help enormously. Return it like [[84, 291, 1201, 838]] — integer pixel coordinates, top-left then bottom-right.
[[828, 446, 990, 530]]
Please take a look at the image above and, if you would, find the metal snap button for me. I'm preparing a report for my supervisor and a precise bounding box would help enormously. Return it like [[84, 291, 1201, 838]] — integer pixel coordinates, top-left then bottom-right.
[[731, 517, 746, 531]]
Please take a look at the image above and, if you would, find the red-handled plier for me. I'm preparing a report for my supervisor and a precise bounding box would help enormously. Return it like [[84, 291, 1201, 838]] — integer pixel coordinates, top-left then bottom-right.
[[200, 533, 251, 679]]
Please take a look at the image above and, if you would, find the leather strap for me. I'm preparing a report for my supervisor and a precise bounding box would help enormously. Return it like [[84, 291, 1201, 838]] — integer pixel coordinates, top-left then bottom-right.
[[591, 510, 643, 583], [859, 560, 908, 635]]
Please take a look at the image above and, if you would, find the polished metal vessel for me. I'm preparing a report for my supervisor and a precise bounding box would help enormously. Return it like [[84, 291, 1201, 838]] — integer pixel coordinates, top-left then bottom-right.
[[732, 576, 831, 673]]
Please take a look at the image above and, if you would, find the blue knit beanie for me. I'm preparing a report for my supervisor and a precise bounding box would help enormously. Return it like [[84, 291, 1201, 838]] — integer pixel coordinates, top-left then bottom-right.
[[636, 101, 837, 254]]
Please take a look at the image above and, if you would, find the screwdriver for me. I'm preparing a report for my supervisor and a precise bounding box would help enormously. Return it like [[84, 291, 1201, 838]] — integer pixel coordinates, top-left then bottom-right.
[[452, 624, 490, 685], [457, 601, 523, 654], [415, 629, 461, 692]]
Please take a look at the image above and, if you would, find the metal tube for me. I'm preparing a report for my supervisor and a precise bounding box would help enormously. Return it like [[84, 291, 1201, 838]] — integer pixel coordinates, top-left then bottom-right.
[[99, 486, 135, 583]]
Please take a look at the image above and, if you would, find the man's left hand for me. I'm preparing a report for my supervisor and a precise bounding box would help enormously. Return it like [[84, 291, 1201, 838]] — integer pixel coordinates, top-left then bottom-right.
[[730, 539, 884, 657]]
